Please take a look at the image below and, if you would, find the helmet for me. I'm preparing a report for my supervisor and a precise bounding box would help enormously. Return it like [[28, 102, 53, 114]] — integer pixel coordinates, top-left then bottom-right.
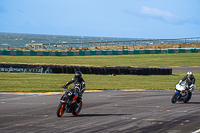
[[187, 71, 193, 78], [75, 71, 82, 79], [187, 71, 193, 75]]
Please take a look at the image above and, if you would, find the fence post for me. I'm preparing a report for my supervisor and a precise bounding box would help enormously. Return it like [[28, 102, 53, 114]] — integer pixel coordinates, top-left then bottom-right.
[[135, 40, 136, 45], [87, 42, 89, 48], [165, 39, 167, 44], [100, 42, 101, 48], [81, 42, 83, 49], [140, 40, 142, 45], [62, 43, 63, 50], [159, 39, 161, 44], [197, 37, 199, 43], [106, 41, 107, 47], [178, 39, 179, 44], [93, 42, 95, 47], [153, 40, 155, 45], [117, 41, 119, 47], [185, 38, 186, 44], [147, 40, 148, 45], [68, 43, 70, 48], [112, 41, 113, 47], [191, 38, 192, 43], [123, 41, 124, 46], [49, 43, 50, 49], [129, 41, 130, 46], [172, 39, 173, 44]]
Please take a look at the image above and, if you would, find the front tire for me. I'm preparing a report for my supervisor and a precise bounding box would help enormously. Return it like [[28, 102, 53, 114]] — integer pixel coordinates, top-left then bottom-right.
[[171, 93, 179, 103], [56, 102, 66, 117], [72, 102, 82, 116]]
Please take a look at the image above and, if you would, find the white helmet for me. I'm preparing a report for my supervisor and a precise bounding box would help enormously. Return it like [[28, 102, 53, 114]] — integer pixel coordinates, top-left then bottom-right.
[[187, 71, 193, 75]]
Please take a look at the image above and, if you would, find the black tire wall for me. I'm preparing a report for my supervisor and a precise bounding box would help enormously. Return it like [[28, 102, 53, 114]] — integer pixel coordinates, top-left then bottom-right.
[[43, 65, 172, 75], [0, 64, 172, 75]]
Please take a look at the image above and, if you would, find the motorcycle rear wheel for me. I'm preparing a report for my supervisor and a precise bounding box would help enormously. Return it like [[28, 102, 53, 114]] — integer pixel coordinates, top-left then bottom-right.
[[57, 102, 66, 117], [72, 101, 82, 116], [171, 93, 178, 103]]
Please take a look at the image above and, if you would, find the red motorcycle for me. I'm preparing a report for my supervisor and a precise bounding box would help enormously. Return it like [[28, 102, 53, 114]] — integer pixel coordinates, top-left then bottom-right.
[[56, 87, 82, 117]]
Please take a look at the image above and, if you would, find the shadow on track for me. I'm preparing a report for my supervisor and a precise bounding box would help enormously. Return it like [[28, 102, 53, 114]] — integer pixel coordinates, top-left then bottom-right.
[[72, 114, 131, 117], [187, 102, 200, 104]]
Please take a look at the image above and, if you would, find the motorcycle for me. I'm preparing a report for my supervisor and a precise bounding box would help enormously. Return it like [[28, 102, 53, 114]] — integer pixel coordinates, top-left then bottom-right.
[[171, 81, 192, 104], [56, 87, 82, 117]]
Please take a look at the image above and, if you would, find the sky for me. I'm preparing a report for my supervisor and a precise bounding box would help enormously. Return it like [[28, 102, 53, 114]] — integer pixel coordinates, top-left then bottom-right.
[[0, 0, 200, 39]]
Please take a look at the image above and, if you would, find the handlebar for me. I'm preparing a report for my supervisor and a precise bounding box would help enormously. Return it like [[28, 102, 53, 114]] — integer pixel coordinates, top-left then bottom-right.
[[60, 86, 82, 93], [60, 86, 68, 89]]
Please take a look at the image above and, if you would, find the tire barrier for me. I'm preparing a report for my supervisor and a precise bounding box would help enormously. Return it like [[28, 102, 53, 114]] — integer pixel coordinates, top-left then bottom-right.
[[0, 48, 200, 56], [0, 63, 172, 75]]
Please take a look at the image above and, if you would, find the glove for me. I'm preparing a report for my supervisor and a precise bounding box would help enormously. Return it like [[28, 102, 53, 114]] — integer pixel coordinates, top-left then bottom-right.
[[189, 84, 194, 92], [62, 85, 68, 88], [81, 88, 85, 93], [190, 84, 194, 88]]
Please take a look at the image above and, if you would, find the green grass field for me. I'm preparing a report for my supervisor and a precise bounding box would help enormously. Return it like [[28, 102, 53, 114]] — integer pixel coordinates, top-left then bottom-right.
[[0, 53, 199, 92], [0, 72, 199, 92], [0, 52, 200, 67]]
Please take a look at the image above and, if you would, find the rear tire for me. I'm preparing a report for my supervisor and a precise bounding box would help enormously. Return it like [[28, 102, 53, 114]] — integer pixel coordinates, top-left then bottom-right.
[[188, 92, 192, 101], [171, 93, 178, 103], [72, 102, 82, 116], [56, 102, 66, 117]]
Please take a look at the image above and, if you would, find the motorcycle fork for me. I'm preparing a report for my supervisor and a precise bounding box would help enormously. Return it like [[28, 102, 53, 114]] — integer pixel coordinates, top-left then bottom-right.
[[175, 94, 180, 100], [71, 95, 78, 104]]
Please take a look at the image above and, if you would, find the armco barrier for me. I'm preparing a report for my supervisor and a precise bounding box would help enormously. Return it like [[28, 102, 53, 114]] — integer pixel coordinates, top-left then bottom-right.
[[0, 48, 200, 56], [0, 63, 172, 75]]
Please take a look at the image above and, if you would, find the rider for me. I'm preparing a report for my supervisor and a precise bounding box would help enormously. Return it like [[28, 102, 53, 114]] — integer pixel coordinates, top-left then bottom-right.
[[62, 71, 86, 103], [179, 71, 196, 92]]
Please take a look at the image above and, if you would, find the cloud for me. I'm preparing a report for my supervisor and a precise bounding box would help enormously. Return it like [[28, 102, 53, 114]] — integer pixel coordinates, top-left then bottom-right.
[[123, 6, 200, 25], [140, 6, 180, 23]]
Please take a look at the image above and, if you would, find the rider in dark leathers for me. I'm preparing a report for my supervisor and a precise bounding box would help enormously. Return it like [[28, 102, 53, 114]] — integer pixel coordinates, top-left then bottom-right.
[[179, 71, 196, 92], [62, 71, 85, 103]]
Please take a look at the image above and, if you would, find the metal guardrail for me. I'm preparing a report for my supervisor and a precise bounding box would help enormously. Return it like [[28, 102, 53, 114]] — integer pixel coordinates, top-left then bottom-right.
[[26, 37, 199, 50]]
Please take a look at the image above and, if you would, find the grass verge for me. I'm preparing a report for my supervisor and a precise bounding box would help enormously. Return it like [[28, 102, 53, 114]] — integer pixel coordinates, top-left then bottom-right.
[[0, 53, 200, 67], [0, 72, 199, 92]]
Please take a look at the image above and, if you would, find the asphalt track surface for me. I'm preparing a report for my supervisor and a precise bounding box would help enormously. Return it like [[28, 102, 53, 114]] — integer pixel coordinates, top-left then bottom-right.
[[1, 90, 200, 133], [172, 67, 200, 73]]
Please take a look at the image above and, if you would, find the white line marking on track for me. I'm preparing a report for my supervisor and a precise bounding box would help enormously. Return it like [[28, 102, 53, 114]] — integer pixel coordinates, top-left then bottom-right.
[[192, 129, 200, 133]]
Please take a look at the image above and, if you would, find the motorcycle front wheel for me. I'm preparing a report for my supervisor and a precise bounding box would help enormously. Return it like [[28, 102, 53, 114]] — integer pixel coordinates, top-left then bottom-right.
[[56, 102, 66, 117], [171, 93, 179, 103], [72, 101, 82, 116]]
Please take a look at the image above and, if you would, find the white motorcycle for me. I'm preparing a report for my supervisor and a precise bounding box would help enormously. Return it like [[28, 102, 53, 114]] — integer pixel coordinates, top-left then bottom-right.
[[171, 82, 192, 103]]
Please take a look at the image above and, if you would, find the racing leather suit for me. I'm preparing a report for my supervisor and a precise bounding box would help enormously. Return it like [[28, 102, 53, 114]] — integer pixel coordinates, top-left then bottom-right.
[[64, 77, 86, 103], [179, 75, 196, 92]]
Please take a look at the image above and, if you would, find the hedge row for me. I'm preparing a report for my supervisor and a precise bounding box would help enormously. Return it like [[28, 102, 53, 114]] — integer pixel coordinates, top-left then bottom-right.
[[0, 64, 172, 75]]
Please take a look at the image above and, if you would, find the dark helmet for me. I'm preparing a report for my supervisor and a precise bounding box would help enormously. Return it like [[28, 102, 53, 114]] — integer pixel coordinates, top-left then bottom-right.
[[75, 71, 82, 79]]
